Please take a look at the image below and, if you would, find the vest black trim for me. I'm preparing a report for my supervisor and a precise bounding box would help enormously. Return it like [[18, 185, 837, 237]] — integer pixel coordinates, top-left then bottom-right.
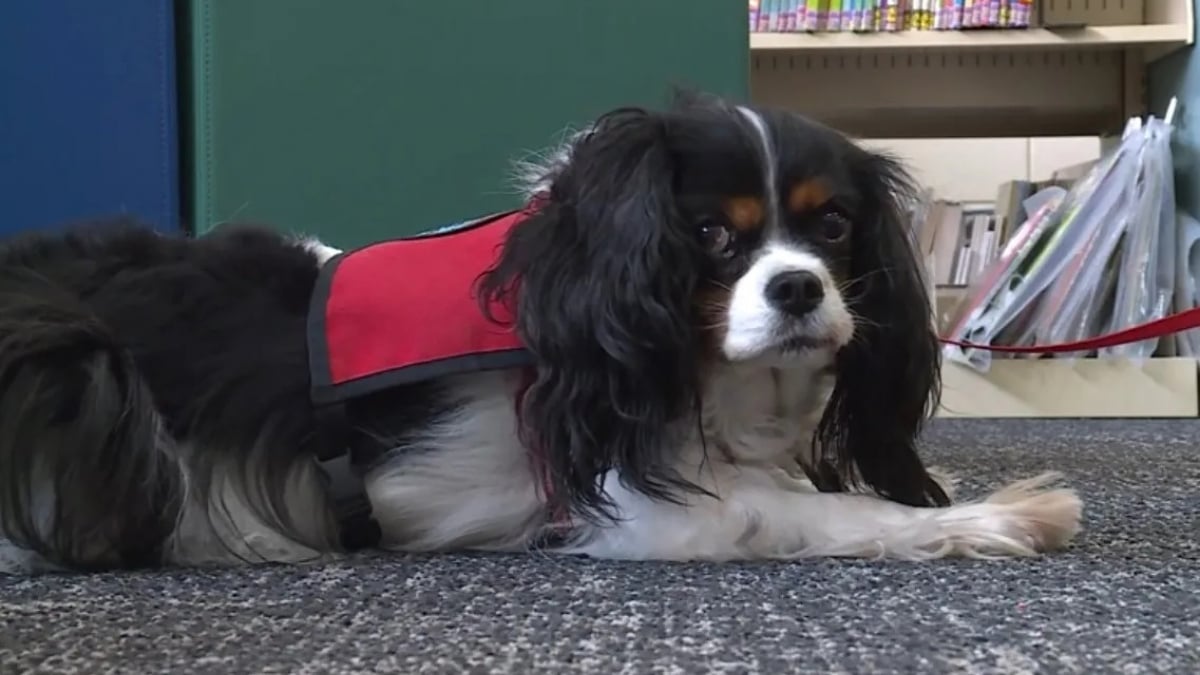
[[304, 208, 535, 551]]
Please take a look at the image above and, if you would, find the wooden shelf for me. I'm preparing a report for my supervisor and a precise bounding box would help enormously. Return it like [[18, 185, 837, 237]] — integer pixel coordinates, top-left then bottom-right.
[[751, 24, 1192, 52], [748, 0, 1196, 140], [750, 48, 1135, 139], [936, 357, 1199, 418]]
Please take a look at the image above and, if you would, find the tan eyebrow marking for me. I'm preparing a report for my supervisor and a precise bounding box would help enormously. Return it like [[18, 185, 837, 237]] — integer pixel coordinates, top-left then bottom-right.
[[787, 180, 833, 213], [723, 196, 765, 233]]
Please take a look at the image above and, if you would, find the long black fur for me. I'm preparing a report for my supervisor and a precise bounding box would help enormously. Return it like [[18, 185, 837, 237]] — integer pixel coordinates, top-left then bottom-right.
[[479, 107, 713, 522], [0, 221, 347, 570], [0, 264, 179, 570], [813, 147, 949, 507]]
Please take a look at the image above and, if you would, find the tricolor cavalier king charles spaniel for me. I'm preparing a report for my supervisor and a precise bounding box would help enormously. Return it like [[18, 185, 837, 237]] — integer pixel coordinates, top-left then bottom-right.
[[0, 94, 1081, 574]]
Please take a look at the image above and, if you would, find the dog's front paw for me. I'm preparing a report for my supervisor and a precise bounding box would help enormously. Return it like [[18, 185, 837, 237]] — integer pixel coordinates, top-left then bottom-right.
[[931, 471, 1083, 558], [982, 471, 1083, 553]]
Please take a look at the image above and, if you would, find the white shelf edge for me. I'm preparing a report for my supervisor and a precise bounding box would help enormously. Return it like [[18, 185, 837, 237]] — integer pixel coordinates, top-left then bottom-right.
[[935, 357, 1199, 419], [750, 24, 1192, 51]]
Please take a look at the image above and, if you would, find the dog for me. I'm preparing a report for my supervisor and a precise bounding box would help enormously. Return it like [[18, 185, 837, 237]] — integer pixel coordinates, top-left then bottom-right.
[[0, 93, 1081, 574]]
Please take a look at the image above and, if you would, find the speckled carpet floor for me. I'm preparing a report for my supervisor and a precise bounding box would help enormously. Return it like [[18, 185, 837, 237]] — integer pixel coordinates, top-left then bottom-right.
[[2, 418, 1198, 674]]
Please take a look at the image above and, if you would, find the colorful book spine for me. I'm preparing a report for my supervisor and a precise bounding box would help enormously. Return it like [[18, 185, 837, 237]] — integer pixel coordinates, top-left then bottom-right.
[[758, 0, 1036, 33], [1017, 0, 1032, 27], [803, 0, 819, 30]]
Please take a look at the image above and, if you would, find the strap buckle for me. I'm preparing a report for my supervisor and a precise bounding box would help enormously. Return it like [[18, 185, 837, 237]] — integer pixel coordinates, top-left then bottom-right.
[[315, 449, 382, 551], [313, 402, 382, 551]]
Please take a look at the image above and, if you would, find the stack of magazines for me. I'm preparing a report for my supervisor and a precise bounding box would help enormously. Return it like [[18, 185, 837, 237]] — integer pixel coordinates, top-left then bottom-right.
[[941, 107, 1182, 372], [749, 0, 1035, 32]]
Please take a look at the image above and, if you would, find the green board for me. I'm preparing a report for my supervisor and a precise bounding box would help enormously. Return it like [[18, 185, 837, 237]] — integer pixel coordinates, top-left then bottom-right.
[[180, 0, 749, 248]]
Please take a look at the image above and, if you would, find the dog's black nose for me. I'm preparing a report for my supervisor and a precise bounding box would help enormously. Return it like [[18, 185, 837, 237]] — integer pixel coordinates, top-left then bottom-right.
[[765, 270, 825, 317]]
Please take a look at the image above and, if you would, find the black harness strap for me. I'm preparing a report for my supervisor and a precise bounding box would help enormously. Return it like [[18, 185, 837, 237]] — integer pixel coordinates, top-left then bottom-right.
[[312, 403, 383, 551]]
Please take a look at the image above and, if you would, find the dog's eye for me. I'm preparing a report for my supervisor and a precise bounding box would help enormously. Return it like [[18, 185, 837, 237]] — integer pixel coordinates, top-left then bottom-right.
[[698, 218, 737, 259], [819, 209, 851, 242]]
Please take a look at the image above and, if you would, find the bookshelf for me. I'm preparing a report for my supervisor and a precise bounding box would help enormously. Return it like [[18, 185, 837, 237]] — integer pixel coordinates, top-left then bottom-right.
[[751, 23, 1191, 52], [749, 0, 1195, 138], [748, 0, 1200, 418]]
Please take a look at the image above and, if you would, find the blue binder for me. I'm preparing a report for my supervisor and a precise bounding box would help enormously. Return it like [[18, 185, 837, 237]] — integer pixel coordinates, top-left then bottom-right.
[[0, 0, 181, 236]]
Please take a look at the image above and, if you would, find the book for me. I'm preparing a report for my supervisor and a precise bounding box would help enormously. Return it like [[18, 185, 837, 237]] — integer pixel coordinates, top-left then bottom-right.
[[750, 0, 1035, 32]]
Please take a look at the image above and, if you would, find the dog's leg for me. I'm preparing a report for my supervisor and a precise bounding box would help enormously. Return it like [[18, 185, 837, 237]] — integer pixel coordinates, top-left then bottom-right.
[[564, 464, 1082, 561]]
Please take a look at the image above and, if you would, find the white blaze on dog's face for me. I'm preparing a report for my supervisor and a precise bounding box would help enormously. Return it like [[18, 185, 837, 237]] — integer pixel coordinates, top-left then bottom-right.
[[694, 108, 859, 368], [722, 241, 855, 365]]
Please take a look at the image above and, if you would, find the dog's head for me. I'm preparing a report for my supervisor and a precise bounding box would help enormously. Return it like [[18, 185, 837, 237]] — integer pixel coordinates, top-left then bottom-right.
[[479, 93, 946, 519]]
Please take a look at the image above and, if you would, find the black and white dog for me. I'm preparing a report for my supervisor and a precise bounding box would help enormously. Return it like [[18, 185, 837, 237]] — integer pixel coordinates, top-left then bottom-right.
[[0, 94, 1081, 574]]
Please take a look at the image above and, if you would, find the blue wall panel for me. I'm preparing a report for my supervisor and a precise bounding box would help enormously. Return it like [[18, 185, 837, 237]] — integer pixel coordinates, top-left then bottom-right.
[[0, 0, 181, 236]]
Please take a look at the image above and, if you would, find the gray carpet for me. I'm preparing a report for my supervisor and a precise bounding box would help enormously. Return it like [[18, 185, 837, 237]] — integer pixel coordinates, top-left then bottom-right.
[[2, 418, 1198, 674]]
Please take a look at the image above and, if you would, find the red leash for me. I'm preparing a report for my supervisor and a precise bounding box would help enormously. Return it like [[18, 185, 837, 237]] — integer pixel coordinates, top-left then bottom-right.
[[939, 306, 1200, 354]]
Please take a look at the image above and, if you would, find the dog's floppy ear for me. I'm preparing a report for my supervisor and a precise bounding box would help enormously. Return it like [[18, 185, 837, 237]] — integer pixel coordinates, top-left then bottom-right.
[[479, 107, 706, 521], [814, 149, 950, 507]]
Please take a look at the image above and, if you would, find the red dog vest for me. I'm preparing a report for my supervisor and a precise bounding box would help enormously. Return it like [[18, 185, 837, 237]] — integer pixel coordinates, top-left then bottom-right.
[[307, 209, 534, 405]]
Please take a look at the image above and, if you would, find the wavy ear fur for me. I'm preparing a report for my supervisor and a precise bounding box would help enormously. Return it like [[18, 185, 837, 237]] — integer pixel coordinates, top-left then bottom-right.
[[479, 108, 706, 521], [814, 149, 950, 507]]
